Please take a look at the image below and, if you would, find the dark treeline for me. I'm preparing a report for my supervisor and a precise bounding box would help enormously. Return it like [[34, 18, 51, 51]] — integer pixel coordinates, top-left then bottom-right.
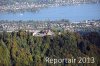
[[0, 30, 100, 66]]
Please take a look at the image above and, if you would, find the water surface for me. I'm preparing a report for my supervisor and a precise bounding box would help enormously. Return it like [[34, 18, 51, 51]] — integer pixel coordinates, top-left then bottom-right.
[[0, 4, 100, 21]]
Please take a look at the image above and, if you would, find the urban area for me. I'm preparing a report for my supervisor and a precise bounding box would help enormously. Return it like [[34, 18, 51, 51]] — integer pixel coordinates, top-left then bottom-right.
[[0, 20, 100, 36]]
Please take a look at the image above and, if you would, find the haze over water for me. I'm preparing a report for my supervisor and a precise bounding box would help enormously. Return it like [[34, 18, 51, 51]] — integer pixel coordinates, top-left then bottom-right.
[[0, 4, 100, 22]]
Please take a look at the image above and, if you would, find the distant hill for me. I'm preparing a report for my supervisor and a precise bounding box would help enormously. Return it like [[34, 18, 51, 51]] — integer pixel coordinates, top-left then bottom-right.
[[0, 0, 99, 12], [0, 0, 100, 6]]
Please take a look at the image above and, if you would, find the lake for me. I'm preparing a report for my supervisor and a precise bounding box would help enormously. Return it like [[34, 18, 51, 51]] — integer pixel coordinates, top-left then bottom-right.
[[0, 4, 100, 21]]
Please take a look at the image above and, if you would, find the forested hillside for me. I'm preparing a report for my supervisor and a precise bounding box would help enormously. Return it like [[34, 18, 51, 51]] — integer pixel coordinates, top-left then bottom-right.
[[0, 30, 100, 66]]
